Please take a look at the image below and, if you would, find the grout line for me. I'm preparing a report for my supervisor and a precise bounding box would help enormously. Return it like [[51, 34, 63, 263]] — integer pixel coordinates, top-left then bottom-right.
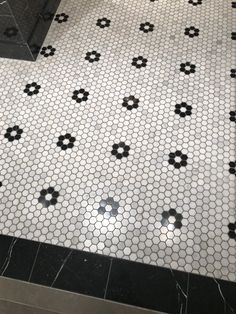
[[28, 243, 41, 282], [0, 238, 18, 275], [104, 259, 113, 299], [51, 250, 73, 287], [185, 273, 190, 314]]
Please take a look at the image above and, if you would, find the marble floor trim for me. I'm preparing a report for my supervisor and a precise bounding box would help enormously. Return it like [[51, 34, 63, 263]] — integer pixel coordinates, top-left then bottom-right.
[[0, 235, 236, 314]]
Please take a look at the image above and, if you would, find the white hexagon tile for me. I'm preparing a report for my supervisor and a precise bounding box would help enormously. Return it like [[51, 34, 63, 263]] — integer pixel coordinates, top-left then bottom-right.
[[0, 0, 236, 281]]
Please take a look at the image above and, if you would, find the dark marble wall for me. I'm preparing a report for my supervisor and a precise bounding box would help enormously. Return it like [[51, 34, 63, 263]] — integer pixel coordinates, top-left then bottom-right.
[[0, 0, 60, 61], [0, 1, 24, 44]]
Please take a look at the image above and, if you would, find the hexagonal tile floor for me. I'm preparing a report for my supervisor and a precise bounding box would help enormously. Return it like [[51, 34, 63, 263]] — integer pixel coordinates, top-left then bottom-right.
[[0, 0, 235, 281]]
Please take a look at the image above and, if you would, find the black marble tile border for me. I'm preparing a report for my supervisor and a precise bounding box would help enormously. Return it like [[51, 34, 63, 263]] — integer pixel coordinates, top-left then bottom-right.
[[0, 234, 235, 314]]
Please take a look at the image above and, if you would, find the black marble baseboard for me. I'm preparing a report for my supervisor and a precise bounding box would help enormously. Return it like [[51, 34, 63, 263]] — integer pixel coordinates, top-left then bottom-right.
[[0, 0, 60, 61], [0, 234, 235, 314]]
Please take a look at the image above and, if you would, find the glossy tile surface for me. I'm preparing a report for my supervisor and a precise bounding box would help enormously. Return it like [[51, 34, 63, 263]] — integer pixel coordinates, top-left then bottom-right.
[[187, 273, 236, 314], [106, 258, 188, 314], [0, 0, 235, 282], [51, 249, 111, 298], [0, 236, 39, 281], [29, 243, 70, 285]]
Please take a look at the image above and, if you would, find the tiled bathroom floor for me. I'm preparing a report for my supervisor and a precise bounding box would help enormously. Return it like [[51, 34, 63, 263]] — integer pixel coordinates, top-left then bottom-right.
[[0, 0, 235, 282]]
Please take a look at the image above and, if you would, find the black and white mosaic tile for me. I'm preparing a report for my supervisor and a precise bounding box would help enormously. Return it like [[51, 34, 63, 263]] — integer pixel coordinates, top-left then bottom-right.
[[0, 0, 235, 282]]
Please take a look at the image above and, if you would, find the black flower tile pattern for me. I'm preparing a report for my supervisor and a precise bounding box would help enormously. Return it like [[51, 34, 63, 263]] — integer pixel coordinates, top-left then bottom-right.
[[228, 222, 236, 240], [0, 0, 235, 283], [229, 161, 236, 176], [97, 197, 120, 218], [40, 45, 56, 57], [175, 102, 192, 117], [231, 69, 236, 78], [185, 26, 199, 38], [161, 208, 183, 230], [188, 0, 202, 5], [24, 82, 41, 96], [168, 150, 188, 169], [111, 142, 130, 159], [57, 134, 76, 150], [229, 111, 236, 122], [72, 89, 89, 103], [3, 27, 18, 38], [55, 13, 69, 23], [232, 2, 236, 8], [132, 56, 147, 68], [4, 126, 23, 142], [231, 32, 236, 40], [96, 17, 111, 28], [38, 187, 59, 208], [85, 51, 101, 63], [180, 62, 196, 75], [139, 22, 154, 33], [122, 96, 139, 110]]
